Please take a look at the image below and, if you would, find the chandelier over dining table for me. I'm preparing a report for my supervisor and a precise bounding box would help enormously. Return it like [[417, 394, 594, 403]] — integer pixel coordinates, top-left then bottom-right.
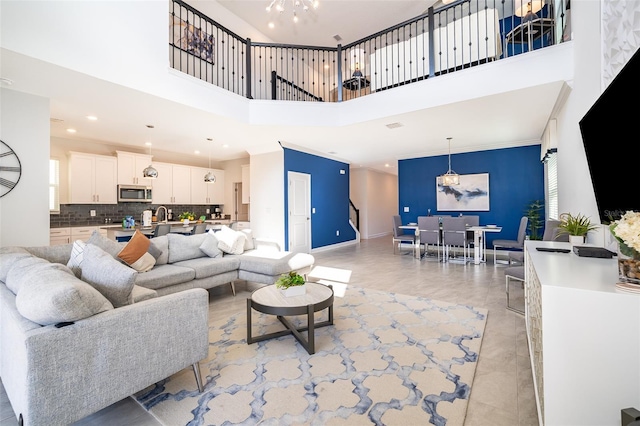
[[266, 0, 319, 23]]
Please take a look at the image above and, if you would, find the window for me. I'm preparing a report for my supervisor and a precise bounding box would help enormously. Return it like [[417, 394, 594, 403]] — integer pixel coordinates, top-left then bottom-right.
[[545, 151, 558, 220], [49, 158, 60, 213]]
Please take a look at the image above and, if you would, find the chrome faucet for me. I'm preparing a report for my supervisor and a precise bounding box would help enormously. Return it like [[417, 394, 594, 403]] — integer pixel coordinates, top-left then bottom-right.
[[155, 206, 168, 223]]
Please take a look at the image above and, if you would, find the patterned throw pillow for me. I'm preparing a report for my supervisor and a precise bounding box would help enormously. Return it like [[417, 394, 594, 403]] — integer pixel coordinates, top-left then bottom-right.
[[66, 240, 87, 277], [117, 230, 156, 272]]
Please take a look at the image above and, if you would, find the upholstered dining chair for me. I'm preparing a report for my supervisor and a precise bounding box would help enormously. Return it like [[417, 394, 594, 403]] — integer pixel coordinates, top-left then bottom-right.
[[508, 219, 569, 265], [152, 223, 171, 238], [392, 215, 415, 254], [441, 216, 469, 263], [461, 215, 480, 252], [191, 222, 208, 235], [418, 216, 442, 261], [504, 265, 525, 314], [493, 216, 528, 265]]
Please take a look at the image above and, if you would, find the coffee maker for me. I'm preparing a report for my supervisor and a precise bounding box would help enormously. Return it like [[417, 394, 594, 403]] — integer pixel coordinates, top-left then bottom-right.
[[141, 210, 153, 227]]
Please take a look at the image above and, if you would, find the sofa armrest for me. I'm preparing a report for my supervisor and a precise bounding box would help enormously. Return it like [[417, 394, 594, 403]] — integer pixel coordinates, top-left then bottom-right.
[[16, 288, 209, 425], [254, 238, 281, 252]]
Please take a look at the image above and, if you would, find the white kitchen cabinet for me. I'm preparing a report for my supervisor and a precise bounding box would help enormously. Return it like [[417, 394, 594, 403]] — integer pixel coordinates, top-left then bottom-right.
[[151, 162, 191, 204], [71, 226, 99, 242], [68, 152, 117, 204], [116, 151, 153, 185], [190, 166, 225, 204], [50, 228, 71, 246], [241, 164, 250, 204]]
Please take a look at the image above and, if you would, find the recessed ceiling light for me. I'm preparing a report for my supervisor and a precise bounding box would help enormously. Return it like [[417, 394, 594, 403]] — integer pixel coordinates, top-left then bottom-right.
[[86, 115, 97, 121], [268, 22, 275, 29], [328, 151, 337, 154], [385, 122, 403, 129], [50, 118, 64, 123], [146, 124, 155, 129], [222, 144, 229, 148], [385, 163, 390, 167], [206, 137, 213, 141], [145, 142, 152, 146], [66, 128, 76, 133], [194, 150, 200, 154]]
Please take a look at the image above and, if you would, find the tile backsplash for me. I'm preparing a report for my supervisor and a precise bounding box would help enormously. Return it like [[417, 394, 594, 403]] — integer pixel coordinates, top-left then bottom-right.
[[51, 203, 225, 228]]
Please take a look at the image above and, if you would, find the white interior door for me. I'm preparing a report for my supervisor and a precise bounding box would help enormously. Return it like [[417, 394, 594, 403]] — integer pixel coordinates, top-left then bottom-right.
[[288, 171, 311, 253]]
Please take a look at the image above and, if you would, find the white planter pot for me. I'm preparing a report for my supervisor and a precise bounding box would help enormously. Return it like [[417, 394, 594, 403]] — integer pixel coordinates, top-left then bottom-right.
[[280, 284, 306, 297], [569, 235, 584, 246]]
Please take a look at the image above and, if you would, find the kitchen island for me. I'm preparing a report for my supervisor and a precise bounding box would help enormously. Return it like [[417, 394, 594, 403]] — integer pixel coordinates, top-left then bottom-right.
[[101, 219, 232, 241]]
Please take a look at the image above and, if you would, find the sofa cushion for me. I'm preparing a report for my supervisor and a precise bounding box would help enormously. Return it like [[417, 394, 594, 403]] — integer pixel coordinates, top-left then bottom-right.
[[0, 247, 33, 282], [216, 225, 246, 255], [81, 244, 137, 307], [15, 263, 113, 326], [117, 230, 156, 273], [87, 230, 125, 258], [6, 256, 70, 294], [131, 284, 158, 302], [173, 256, 240, 279], [199, 232, 222, 258], [238, 251, 315, 276], [133, 264, 195, 290], [67, 239, 86, 277], [150, 235, 169, 265], [167, 233, 207, 263]]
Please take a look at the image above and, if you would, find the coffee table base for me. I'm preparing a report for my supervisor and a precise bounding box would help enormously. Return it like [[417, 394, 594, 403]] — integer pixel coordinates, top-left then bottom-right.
[[247, 299, 333, 355]]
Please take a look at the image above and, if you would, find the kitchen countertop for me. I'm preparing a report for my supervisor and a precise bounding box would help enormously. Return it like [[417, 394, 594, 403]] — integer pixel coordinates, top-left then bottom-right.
[[51, 219, 232, 229]]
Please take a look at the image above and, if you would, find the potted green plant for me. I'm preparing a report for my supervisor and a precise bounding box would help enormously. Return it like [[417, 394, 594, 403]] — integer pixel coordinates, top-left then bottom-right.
[[557, 212, 599, 245], [525, 199, 544, 240], [275, 271, 306, 297]]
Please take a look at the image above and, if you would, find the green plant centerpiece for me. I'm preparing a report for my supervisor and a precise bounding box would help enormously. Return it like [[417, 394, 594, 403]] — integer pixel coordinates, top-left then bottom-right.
[[179, 211, 195, 221], [275, 271, 306, 297], [556, 212, 599, 237]]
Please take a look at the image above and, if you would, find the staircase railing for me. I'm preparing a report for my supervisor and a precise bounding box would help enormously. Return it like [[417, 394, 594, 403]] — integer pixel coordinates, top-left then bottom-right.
[[170, 0, 568, 103], [349, 199, 360, 231]]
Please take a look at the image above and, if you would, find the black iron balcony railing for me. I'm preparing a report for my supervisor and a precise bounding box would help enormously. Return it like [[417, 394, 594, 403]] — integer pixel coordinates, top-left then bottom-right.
[[170, 0, 568, 103]]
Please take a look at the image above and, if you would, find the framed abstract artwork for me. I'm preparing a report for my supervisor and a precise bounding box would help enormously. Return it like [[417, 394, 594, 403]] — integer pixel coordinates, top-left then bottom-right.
[[170, 15, 215, 63], [436, 173, 489, 211]]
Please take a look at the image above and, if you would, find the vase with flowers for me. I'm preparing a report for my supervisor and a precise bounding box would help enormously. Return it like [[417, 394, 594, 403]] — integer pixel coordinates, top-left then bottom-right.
[[609, 211, 640, 285]]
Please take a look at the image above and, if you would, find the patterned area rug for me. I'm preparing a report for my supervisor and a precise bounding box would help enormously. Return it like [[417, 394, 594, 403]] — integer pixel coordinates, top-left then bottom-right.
[[135, 286, 488, 425]]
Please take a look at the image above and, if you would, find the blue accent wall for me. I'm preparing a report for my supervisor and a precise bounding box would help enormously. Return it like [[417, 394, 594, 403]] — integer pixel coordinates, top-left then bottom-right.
[[284, 148, 356, 250], [398, 145, 544, 247]]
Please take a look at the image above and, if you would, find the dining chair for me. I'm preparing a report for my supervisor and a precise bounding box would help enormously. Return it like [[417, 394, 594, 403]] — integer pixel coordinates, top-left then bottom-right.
[[493, 216, 528, 265], [508, 219, 569, 265], [152, 223, 171, 238], [191, 222, 208, 235], [392, 215, 415, 255], [418, 216, 442, 261], [441, 217, 469, 263], [504, 265, 525, 314], [461, 215, 480, 252]]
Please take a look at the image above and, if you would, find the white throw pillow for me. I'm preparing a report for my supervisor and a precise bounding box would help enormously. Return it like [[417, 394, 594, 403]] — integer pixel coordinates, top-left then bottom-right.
[[66, 240, 86, 277], [242, 229, 255, 250], [216, 225, 246, 255]]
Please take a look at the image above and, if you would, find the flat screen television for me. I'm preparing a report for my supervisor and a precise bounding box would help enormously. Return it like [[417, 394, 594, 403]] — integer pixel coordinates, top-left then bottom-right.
[[579, 46, 640, 223]]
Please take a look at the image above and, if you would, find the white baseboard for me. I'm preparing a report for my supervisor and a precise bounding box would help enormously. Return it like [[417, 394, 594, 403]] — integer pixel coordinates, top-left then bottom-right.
[[311, 239, 359, 253]]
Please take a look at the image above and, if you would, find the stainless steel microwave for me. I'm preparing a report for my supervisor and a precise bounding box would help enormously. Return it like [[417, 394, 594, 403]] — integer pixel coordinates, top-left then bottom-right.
[[117, 185, 152, 203]]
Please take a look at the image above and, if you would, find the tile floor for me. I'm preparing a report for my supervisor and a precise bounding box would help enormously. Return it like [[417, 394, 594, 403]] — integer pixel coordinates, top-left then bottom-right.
[[0, 236, 537, 425]]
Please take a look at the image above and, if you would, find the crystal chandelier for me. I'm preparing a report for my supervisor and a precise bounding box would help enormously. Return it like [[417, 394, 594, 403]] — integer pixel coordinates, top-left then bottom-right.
[[440, 137, 460, 186], [266, 0, 319, 23]]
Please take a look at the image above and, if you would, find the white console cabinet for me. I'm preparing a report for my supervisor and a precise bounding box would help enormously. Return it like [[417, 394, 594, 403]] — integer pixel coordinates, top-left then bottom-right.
[[524, 240, 640, 426]]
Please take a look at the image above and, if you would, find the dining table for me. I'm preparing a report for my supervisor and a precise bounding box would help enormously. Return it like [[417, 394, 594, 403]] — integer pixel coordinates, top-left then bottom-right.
[[401, 223, 502, 264], [467, 225, 502, 264]]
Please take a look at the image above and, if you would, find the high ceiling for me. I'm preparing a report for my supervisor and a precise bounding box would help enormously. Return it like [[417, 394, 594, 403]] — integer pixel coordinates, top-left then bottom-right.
[[1, 0, 565, 174]]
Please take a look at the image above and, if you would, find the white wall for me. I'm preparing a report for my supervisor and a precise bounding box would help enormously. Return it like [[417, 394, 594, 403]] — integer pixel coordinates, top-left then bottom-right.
[[0, 89, 50, 247], [350, 168, 397, 240], [220, 157, 250, 217], [249, 151, 284, 249]]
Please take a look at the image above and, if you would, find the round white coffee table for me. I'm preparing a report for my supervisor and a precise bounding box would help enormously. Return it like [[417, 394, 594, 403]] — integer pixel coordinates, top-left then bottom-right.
[[247, 282, 334, 354]]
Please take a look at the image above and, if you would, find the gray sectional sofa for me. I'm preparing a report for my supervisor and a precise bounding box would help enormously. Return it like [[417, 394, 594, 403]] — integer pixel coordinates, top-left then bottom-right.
[[0, 229, 315, 425]]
